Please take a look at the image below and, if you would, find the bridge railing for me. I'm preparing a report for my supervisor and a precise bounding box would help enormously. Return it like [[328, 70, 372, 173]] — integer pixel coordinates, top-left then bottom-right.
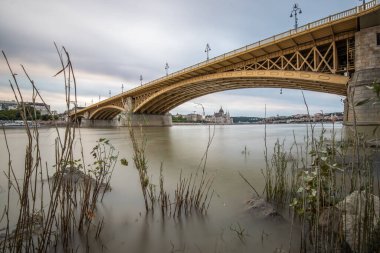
[[134, 0, 378, 91]]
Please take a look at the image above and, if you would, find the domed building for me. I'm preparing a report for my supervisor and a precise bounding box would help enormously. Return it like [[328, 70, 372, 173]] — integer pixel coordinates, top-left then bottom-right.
[[209, 106, 233, 124]]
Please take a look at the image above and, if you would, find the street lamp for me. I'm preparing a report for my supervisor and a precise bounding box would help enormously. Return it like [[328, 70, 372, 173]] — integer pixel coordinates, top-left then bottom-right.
[[122, 84, 124, 93], [205, 43, 211, 61], [165, 62, 169, 76], [140, 75, 143, 86], [290, 4, 302, 30], [359, 0, 366, 9], [109, 90, 111, 98]]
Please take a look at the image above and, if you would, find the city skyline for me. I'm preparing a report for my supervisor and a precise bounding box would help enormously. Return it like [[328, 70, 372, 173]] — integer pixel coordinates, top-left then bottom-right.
[[0, 0, 357, 116]]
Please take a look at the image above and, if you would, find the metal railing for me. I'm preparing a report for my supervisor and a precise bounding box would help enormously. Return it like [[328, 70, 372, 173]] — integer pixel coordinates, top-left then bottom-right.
[[132, 0, 379, 91]]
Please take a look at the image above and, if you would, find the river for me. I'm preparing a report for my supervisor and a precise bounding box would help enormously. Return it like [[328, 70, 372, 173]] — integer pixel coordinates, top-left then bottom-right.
[[0, 123, 341, 252]]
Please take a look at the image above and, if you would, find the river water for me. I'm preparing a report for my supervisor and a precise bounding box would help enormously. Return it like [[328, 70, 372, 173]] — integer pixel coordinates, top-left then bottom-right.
[[0, 123, 341, 253]]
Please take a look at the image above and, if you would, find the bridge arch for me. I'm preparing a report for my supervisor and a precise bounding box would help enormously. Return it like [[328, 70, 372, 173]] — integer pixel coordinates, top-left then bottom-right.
[[134, 70, 349, 114], [89, 105, 125, 120]]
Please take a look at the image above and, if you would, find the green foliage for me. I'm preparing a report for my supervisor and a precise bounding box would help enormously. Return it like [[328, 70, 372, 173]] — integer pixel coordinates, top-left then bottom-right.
[[290, 135, 341, 220], [0, 107, 47, 120], [120, 158, 128, 166], [172, 115, 187, 123], [263, 139, 289, 206], [89, 138, 118, 179], [0, 109, 21, 120]]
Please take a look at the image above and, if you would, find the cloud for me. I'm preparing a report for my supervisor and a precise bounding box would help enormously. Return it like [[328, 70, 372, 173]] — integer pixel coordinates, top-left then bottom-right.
[[0, 0, 354, 114]]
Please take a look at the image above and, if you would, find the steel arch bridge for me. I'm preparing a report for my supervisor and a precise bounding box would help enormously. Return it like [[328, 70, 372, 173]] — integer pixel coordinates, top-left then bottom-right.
[[71, 1, 380, 122]]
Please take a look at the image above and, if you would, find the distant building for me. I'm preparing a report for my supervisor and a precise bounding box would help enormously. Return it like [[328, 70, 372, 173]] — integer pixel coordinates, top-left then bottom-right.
[[206, 107, 233, 124], [0, 100, 50, 115], [185, 113, 203, 122]]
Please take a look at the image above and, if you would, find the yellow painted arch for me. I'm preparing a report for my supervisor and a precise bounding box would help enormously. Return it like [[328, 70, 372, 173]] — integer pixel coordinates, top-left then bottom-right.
[[89, 105, 125, 120], [134, 70, 349, 114]]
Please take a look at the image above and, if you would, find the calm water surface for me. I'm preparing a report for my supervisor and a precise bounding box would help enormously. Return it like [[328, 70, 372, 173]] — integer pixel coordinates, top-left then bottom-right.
[[0, 124, 341, 253]]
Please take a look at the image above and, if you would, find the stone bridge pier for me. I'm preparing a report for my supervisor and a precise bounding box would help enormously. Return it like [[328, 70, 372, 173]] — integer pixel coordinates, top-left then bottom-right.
[[344, 22, 380, 139], [80, 113, 172, 127], [79, 97, 172, 127]]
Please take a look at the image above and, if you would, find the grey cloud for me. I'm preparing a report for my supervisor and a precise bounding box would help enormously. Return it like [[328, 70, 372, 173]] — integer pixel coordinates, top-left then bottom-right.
[[0, 0, 356, 113]]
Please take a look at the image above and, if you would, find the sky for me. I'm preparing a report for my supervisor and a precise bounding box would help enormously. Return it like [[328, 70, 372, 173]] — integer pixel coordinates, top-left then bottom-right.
[[0, 0, 358, 117]]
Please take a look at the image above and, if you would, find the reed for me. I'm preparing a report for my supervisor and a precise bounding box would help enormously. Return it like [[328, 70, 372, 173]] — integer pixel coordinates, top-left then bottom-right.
[[257, 89, 380, 252], [0, 47, 117, 252], [127, 124, 215, 217]]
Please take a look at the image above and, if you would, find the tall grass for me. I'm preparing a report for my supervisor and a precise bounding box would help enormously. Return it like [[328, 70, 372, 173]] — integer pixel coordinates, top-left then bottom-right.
[[0, 47, 117, 252], [127, 124, 215, 217], [258, 89, 380, 253]]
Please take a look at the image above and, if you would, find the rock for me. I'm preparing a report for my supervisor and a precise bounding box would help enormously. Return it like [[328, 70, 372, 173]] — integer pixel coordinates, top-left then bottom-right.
[[317, 207, 353, 253], [246, 197, 283, 221], [51, 166, 111, 190], [335, 191, 380, 252]]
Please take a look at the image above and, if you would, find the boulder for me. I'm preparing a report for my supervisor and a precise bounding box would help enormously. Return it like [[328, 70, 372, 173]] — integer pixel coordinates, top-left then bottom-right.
[[335, 191, 380, 252], [246, 197, 283, 221]]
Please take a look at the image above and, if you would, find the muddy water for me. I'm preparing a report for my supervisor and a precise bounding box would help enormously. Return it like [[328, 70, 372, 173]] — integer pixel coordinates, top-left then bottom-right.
[[0, 123, 341, 252]]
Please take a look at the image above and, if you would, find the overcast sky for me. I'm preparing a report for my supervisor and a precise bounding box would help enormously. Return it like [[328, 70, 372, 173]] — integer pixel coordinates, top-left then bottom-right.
[[0, 0, 358, 116]]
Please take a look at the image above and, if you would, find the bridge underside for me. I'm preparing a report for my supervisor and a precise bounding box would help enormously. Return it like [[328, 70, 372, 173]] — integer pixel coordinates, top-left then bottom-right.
[[134, 70, 348, 114], [89, 105, 124, 120]]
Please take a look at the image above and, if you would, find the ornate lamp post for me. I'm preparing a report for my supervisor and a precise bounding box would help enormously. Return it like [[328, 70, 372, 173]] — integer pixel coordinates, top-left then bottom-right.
[[205, 43, 211, 61], [140, 75, 143, 86], [165, 62, 169, 76], [290, 4, 302, 30], [360, 0, 366, 10]]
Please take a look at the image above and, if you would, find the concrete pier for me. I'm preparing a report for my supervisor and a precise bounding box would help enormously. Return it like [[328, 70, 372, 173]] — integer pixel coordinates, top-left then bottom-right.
[[80, 113, 172, 127], [344, 23, 380, 139]]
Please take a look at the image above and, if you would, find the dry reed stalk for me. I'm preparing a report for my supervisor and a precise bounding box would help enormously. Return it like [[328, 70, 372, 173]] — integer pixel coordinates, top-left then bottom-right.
[[1, 47, 117, 252]]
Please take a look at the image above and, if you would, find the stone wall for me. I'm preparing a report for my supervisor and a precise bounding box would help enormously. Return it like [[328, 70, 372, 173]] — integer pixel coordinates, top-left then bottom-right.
[[344, 25, 380, 138], [354, 25, 380, 71]]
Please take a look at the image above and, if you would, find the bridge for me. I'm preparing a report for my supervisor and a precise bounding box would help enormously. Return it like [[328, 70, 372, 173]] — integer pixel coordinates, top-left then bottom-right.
[[73, 1, 380, 133]]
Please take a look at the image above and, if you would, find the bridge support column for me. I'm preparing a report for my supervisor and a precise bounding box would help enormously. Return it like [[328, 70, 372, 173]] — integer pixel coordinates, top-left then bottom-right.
[[80, 113, 172, 127], [344, 24, 380, 139]]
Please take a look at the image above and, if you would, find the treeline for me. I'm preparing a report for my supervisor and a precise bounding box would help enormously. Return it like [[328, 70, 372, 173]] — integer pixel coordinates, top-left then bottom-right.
[[172, 115, 188, 123], [0, 108, 58, 121]]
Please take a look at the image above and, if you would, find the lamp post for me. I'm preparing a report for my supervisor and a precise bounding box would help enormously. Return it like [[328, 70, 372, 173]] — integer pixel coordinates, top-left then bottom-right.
[[109, 90, 111, 98], [205, 43, 211, 61], [360, 0, 366, 9], [165, 62, 169, 76], [122, 84, 124, 93], [290, 4, 302, 30], [140, 75, 143, 86]]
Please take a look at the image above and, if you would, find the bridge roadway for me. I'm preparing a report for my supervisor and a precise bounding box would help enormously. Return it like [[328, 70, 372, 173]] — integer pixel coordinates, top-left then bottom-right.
[[72, 1, 380, 136]]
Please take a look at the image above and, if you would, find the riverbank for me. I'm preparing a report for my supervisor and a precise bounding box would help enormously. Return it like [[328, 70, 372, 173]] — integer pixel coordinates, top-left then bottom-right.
[[0, 120, 68, 128]]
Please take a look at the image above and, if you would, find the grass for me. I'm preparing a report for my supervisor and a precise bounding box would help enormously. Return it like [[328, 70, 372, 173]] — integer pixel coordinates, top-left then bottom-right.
[[127, 124, 215, 217], [0, 47, 118, 252], [253, 90, 380, 252]]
